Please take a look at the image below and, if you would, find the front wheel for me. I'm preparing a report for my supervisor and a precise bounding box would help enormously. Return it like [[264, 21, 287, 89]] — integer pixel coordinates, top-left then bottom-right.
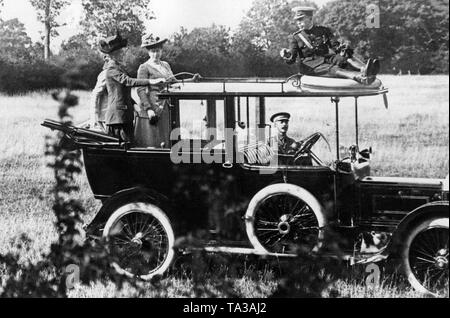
[[103, 202, 175, 281], [401, 217, 449, 296]]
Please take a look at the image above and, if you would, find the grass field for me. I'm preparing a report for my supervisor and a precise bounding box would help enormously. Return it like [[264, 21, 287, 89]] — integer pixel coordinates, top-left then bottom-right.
[[0, 75, 448, 298]]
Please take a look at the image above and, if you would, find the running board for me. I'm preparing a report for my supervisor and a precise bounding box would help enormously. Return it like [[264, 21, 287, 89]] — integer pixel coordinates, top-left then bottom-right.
[[182, 246, 388, 264], [186, 246, 352, 260], [187, 246, 298, 258]]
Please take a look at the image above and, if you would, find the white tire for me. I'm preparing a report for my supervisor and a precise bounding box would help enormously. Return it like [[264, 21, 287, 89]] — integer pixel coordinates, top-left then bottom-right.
[[245, 184, 327, 254], [401, 217, 449, 296], [103, 202, 175, 281]]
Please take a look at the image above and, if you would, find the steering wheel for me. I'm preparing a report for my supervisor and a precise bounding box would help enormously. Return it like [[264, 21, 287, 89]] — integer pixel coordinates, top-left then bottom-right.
[[293, 132, 330, 166]]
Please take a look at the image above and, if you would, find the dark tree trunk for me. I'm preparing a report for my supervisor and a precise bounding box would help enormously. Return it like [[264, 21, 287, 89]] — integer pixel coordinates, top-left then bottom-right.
[[44, 22, 51, 60], [44, 0, 51, 60]]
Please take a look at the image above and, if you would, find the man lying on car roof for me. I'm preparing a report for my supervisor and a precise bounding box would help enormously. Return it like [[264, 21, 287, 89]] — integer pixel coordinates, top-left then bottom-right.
[[280, 6, 380, 85]]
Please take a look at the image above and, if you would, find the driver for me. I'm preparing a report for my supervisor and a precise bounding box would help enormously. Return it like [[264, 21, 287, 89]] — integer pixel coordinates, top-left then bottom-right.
[[269, 112, 312, 166]]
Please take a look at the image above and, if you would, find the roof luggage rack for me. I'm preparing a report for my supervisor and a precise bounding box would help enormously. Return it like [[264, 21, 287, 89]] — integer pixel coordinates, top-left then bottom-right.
[[159, 74, 389, 99]]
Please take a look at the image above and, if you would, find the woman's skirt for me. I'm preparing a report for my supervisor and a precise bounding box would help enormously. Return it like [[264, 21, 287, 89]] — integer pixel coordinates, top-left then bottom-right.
[[134, 103, 170, 148]]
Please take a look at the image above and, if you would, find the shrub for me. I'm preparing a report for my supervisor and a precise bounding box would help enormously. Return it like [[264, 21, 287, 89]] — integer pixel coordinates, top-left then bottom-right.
[[0, 58, 64, 95]]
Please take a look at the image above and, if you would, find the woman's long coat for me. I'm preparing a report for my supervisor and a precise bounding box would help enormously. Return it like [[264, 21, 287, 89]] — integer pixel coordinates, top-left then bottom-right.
[[134, 60, 174, 148]]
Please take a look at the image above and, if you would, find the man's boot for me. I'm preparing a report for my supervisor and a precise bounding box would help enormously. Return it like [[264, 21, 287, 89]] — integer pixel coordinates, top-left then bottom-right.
[[335, 69, 375, 85], [347, 58, 375, 76], [370, 59, 381, 76], [347, 58, 381, 77]]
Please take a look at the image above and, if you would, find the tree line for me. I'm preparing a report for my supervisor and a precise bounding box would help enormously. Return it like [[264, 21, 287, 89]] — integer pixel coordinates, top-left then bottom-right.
[[0, 0, 448, 94]]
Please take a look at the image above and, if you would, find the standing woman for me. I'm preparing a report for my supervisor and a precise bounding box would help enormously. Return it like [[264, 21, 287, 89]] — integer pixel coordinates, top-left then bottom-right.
[[134, 34, 174, 148], [89, 55, 109, 132], [100, 32, 153, 143]]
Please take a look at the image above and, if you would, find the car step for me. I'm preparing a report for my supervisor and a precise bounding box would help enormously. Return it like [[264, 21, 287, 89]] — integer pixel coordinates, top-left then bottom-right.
[[183, 246, 298, 258]]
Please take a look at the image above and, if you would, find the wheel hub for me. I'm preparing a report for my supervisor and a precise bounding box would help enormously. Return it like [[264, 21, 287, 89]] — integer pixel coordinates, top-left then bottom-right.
[[278, 214, 292, 235], [435, 249, 448, 269], [131, 232, 144, 248]]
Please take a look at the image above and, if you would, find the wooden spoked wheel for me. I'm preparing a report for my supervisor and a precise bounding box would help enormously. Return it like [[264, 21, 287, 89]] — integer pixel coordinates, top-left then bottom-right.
[[246, 184, 326, 255], [401, 217, 449, 296], [103, 202, 175, 281]]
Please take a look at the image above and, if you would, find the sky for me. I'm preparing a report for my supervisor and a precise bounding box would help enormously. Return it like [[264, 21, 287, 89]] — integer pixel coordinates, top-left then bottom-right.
[[1, 0, 332, 50]]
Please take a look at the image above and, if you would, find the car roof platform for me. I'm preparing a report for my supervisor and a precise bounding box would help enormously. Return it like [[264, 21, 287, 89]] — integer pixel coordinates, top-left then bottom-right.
[[158, 74, 389, 100]]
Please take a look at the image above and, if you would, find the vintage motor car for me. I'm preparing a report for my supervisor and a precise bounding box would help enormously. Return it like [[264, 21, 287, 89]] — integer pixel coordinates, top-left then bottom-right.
[[42, 74, 449, 296]]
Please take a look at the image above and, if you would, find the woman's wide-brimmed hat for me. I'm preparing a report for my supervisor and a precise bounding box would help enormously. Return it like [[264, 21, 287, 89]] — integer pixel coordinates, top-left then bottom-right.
[[99, 32, 128, 54], [141, 33, 168, 49]]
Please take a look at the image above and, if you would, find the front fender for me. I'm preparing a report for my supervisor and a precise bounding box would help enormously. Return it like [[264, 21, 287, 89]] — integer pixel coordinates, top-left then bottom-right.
[[387, 201, 449, 255]]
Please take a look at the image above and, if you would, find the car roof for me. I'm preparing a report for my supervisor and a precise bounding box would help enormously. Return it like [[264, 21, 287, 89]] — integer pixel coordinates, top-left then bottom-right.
[[158, 77, 389, 99]]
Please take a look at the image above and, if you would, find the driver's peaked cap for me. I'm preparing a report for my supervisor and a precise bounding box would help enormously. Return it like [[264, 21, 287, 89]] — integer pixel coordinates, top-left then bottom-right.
[[270, 112, 291, 123]]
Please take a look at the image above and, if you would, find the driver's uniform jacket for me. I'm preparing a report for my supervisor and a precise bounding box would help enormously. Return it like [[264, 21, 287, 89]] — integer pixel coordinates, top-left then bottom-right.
[[268, 135, 313, 166], [269, 135, 297, 155], [105, 59, 149, 125], [284, 25, 342, 76]]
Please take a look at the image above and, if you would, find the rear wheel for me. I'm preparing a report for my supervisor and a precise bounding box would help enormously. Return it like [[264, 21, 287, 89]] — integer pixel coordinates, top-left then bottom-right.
[[246, 184, 326, 254], [103, 202, 175, 280], [401, 217, 449, 296]]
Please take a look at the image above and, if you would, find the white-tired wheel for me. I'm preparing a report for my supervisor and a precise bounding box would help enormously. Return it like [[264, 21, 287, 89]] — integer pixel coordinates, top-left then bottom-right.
[[245, 184, 327, 254], [401, 217, 449, 296], [103, 202, 175, 281]]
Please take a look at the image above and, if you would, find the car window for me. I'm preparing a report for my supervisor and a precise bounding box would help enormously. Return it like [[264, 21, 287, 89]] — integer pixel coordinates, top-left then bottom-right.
[[178, 99, 225, 149], [236, 97, 336, 168]]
